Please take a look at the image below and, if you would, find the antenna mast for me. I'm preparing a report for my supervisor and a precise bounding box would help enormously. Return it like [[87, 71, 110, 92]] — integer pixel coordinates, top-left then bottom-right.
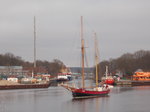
[[34, 16, 36, 73]]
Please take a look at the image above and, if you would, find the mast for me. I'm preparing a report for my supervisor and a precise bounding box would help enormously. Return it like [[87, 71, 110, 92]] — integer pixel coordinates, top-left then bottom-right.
[[105, 66, 108, 79], [34, 16, 36, 75], [94, 33, 99, 87], [81, 16, 85, 88]]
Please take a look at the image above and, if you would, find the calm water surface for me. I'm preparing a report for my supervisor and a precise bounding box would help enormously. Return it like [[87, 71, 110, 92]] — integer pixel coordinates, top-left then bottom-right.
[[0, 83, 150, 112]]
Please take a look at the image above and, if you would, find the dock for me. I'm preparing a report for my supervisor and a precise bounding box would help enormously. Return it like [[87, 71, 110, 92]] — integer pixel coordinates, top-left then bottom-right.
[[116, 80, 150, 86], [116, 80, 132, 85], [131, 81, 150, 86]]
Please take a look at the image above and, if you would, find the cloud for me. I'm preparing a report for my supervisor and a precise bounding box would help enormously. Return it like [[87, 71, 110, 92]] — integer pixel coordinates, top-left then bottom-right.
[[0, 0, 150, 67]]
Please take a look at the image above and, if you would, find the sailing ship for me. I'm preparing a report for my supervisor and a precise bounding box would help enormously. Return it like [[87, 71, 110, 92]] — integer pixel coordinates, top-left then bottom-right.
[[61, 16, 110, 98]]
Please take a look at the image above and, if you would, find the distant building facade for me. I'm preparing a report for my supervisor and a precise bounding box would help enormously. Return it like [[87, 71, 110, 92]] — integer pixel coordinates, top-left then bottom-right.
[[23, 66, 48, 77], [0, 66, 28, 76]]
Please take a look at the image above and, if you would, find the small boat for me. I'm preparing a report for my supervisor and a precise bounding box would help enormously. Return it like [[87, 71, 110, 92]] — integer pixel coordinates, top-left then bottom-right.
[[105, 78, 115, 85], [62, 16, 110, 98], [102, 76, 115, 85], [57, 72, 72, 82], [101, 66, 115, 85]]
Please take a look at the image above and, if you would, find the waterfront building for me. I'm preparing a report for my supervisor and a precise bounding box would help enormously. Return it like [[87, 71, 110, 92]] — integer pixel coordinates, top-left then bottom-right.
[[0, 66, 28, 76]]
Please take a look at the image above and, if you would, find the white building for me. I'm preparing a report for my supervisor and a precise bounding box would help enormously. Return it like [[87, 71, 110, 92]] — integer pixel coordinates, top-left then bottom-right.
[[7, 77, 18, 82]]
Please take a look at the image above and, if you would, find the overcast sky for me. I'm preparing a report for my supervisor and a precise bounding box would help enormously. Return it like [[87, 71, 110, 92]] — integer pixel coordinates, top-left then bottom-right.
[[0, 0, 150, 67]]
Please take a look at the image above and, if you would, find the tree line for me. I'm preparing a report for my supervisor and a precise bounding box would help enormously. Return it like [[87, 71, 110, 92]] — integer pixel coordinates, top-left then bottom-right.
[[0, 53, 66, 75], [1, 50, 150, 77], [98, 50, 150, 78]]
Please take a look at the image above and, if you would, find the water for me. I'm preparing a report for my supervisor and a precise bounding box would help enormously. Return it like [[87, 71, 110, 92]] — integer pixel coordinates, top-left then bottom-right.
[[0, 84, 150, 112]]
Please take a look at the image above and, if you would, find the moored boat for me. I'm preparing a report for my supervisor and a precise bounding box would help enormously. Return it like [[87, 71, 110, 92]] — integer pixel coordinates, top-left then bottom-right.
[[102, 76, 115, 85], [0, 80, 50, 90], [57, 72, 72, 82], [101, 66, 115, 85], [0, 83, 50, 90], [131, 72, 150, 86], [133, 72, 150, 81]]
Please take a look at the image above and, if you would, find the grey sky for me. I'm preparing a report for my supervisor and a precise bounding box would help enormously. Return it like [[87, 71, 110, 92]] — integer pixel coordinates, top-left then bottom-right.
[[0, 0, 150, 67]]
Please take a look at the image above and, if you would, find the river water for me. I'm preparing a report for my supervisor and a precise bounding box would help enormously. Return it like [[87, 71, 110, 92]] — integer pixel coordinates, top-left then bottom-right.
[[0, 81, 150, 112]]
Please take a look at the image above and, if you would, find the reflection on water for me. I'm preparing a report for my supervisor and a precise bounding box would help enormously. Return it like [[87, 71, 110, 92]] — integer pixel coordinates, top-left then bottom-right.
[[0, 82, 150, 112], [70, 96, 109, 112]]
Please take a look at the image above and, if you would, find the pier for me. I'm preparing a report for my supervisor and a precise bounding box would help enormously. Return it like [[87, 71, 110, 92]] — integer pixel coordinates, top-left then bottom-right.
[[116, 80, 150, 86], [116, 80, 132, 85]]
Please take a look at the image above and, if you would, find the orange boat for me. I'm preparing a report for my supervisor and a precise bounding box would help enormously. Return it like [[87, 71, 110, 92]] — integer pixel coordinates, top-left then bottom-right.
[[133, 72, 150, 81]]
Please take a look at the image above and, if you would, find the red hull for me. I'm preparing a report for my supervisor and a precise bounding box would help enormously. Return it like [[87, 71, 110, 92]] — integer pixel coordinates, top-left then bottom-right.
[[72, 88, 110, 98], [105, 79, 115, 85], [61, 84, 110, 98]]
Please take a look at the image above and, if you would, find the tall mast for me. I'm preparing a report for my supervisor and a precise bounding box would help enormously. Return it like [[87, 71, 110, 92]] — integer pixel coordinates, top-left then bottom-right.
[[34, 16, 36, 73], [94, 33, 99, 87], [81, 16, 85, 88]]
